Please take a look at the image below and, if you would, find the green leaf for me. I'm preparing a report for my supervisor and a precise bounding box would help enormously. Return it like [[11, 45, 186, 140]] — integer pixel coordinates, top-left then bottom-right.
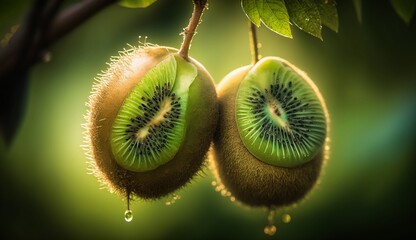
[[242, 0, 292, 38], [118, 0, 157, 8], [353, 0, 362, 23], [260, 0, 292, 38], [242, 0, 261, 26], [285, 0, 322, 40], [314, 0, 339, 32], [390, 0, 416, 24], [242, 0, 339, 39]]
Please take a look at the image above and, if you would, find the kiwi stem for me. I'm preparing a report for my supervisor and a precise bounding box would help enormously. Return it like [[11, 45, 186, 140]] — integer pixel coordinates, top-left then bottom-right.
[[178, 0, 208, 60], [248, 20, 259, 64]]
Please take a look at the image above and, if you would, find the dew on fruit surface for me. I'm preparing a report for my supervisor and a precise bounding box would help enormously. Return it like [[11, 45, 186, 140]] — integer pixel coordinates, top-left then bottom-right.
[[165, 193, 181, 206], [220, 189, 227, 196], [264, 209, 277, 236], [138, 35, 150, 46], [215, 184, 224, 192], [212, 180, 235, 202]]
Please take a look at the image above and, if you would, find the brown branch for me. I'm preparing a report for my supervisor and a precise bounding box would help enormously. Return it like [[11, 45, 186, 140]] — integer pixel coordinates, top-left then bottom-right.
[[0, 0, 45, 76], [25, 0, 64, 66], [45, 0, 116, 46], [0, 0, 116, 145], [0, 0, 116, 78], [178, 0, 208, 60]]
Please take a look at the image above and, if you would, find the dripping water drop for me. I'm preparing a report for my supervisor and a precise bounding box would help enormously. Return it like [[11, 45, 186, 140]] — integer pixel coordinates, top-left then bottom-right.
[[264, 209, 277, 236], [124, 209, 133, 222], [264, 225, 277, 236], [124, 191, 133, 222]]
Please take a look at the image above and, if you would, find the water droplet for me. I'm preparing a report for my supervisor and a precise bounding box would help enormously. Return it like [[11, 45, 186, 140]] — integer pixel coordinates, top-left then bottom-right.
[[165, 193, 181, 206], [264, 225, 277, 236], [221, 189, 228, 196], [267, 209, 275, 223], [282, 213, 291, 223], [41, 51, 52, 63], [264, 209, 277, 236], [124, 210, 133, 222], [124, 190, 133, 222]]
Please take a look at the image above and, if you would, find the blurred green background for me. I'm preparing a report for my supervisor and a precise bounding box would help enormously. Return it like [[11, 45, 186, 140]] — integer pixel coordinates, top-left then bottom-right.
[[1, 1, 415, 239]]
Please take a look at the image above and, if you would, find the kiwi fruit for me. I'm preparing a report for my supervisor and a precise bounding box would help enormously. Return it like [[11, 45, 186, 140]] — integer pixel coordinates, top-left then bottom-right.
[[211, 56, 330, 207], [84, 45, 218, 200]]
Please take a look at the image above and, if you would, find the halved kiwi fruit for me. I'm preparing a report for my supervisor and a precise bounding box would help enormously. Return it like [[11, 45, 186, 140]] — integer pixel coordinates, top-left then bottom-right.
[[211, 57, 330, 207], [85, 46, 218, 199]]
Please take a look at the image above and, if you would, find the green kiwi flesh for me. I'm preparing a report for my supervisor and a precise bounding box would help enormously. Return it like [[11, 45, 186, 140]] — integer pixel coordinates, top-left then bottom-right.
[[212, 57, 329, 207], [111, 55, 196, 172], [85, 46, 218, 199], [236, 58, 326, 167]]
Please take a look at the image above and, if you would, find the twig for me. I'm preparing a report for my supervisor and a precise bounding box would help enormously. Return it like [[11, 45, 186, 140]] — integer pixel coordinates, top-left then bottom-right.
[[0, 0, 116, 145], [0, 0, 45, 76], [178, 0, 208, 60], [45, 0, 116, 47], [26, 0, 64, 66], [0, 0, 116, 78]]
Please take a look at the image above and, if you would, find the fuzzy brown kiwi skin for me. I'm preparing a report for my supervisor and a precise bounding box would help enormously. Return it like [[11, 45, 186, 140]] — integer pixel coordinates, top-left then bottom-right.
[[212, 59, 330, 207], [86, 46, 218, 199]]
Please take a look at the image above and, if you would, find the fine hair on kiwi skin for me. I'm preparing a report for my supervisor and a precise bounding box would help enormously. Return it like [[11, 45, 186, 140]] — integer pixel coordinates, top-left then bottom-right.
[[211, 57, 330, 208], [84, 45, 218, 200]]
